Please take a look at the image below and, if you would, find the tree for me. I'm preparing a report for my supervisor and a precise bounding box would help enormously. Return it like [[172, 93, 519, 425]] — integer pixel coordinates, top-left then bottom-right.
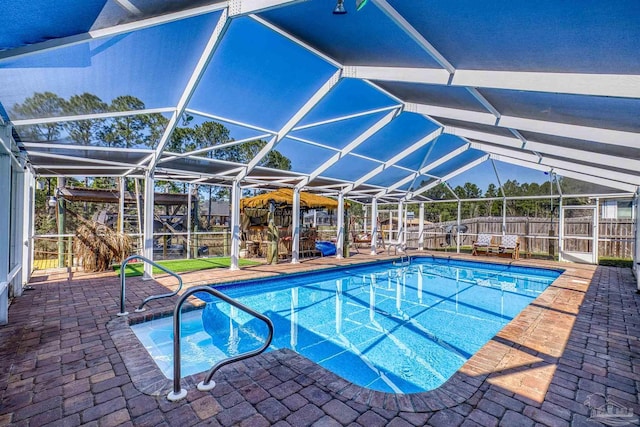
[[64, 93, 108, 146], [420, 183, 457, 222], [483, 183, 501, 216], [98, 95, 151, 148], [196, 121, 231, 156], [453, 183, 482, 218], [11, 92, 67, 141]]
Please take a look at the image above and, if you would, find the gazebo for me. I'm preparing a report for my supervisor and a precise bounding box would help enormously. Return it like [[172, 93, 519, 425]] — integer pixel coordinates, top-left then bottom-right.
[[240, 188, 342, 260]]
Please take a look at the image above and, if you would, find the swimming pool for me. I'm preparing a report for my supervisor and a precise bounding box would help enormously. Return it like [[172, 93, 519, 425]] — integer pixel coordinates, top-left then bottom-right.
[[131, 257, 561, 394]]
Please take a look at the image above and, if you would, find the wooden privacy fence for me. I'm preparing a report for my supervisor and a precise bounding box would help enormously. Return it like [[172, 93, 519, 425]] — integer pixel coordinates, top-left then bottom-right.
[[406, 216, 634, 259]]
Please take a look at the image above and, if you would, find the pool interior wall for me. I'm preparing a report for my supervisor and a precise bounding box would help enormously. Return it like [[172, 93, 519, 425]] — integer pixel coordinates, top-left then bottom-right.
[[131, 257, 561, 394]]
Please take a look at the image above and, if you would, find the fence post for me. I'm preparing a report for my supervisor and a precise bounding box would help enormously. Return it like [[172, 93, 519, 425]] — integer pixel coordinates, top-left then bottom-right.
[[67, 235, 73, 267], [525, 218, 530, 257]]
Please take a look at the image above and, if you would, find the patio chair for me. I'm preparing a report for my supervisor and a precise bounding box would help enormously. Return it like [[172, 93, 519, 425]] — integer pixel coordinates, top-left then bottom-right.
[[278, 237, 292, 259], [351, 231, 372, 253], [300, 227, 319, 258], [472, 233, 494, 256], [499, 235, 520, 259]]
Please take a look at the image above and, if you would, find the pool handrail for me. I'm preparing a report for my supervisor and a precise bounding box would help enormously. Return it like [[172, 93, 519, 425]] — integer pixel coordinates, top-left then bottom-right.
[[167, 285, 274, 402], [117, 255, 183, 316]]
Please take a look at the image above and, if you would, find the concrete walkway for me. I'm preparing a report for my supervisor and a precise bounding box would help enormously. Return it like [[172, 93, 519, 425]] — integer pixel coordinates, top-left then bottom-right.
[[1, 253, 639, 426]]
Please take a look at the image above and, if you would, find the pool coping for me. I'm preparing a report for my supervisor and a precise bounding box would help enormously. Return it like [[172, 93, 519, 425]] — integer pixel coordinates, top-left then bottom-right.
[[108, 255, 591, 412]]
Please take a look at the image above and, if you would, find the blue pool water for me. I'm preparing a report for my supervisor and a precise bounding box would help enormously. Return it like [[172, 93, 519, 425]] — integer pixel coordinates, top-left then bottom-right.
[[131, 257, 561, 393]]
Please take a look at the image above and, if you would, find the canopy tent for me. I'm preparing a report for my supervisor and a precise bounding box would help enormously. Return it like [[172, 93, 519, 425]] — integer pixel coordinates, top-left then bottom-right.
[[240, 189, 339, 210]]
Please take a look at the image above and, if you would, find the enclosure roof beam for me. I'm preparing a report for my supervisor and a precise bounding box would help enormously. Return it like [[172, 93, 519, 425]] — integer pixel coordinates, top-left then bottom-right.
[[376, 142, 470, 198], [343, 127, 442, 194], [0, 3, 229, 63], [487, 153, 638, 193], [443, 181, 459, 201], [344, 66, 640, 99], [155, 166, 236, 181], [11, 107, 176, 127], [150, 10, 230, 172], [345, 66, 450, 85], [250, 14, 342, 68], [404, 155, 489, 201], [413, 102, 639, 148], [371, 0, 455, 73], [229, 0, 307, 16], [490, 157, 506, 198], [21, 142, 153, 154], [445, 126, 640, 173], [287, 135, 342, 152], [124, 153, 155, 177], [0, 0, 303, 64], [158, 134, 273, 163], [238, 69, 342, 180], [27, 152, 143, 169], [291, 105, 401, 132], [185, 109, 277, 135], [452, 69, 640, 99], [473, 141, 640, 186], [465, 87, 502, 119], [296, 108, 399, 189], [34, 164, 125, 170]]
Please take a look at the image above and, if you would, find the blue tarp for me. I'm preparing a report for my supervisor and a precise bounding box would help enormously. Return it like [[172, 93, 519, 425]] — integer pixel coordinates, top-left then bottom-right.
[[315, 241, 336, 257]]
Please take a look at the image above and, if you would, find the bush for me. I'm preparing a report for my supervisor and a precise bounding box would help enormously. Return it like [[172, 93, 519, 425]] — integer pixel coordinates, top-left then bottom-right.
[[74, 221, 132, 271], [598, 257, 633, 268]]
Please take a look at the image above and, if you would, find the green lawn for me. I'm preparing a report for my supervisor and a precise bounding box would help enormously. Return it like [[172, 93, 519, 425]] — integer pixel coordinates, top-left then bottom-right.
[[114, 257, 261, 277]]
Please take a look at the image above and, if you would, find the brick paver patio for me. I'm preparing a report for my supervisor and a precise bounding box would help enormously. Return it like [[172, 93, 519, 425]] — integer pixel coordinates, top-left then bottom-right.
[[1, 253, 639, 426]]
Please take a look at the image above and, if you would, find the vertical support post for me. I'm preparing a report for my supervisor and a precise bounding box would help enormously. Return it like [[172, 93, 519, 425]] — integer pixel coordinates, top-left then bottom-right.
[[397, 202, 404, 244], [22, 170, 35, 289], [594, 198, 600, 265], [187, 184, 192, 259], [634, 191, 640, 291], [229, 181, 241, 270], [370, 198, 378, 255], [558, 197, 564, 262], [10, 165, 24, 296], [143, 172, 155, 279], [312, 209, 317, 228], [118, 176, 125, 234], [57, 177, 66, 268], [291, 188, 300, 264], [135, 178, 143, 253], [418, 202, 425, 251], [457, 200, 462, 254], [364, 205, 368, 234], [336, 193, 345, 259], [193, 188, 199, 257], [502, 198, 507, 235], [403, 204, 408, 245], [0, 152, 9, 325]]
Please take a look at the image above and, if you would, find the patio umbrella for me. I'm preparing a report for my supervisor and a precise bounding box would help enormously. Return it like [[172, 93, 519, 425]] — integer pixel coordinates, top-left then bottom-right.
[[240, 188, 339, 210]]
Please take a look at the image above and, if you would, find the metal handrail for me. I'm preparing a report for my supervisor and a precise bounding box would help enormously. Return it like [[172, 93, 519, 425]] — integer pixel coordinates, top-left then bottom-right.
[[117, 255, 183, 316], [393, 253, 411, 266], [168, 286, 274, 401], [386, 229, 406, 255]]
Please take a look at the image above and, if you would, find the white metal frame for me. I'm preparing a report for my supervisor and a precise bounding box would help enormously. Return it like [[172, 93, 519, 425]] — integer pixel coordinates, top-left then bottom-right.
[[559, 204, 599, 264]]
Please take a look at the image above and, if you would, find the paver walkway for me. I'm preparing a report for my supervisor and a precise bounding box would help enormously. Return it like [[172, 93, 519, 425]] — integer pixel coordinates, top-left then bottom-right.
[[1, 253, 639, 426]]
